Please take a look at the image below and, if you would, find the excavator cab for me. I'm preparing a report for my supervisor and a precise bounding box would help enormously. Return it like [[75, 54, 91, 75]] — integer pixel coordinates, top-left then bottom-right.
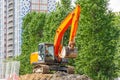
[[38, 43, 54, 63], [30, 43, 54, 64]]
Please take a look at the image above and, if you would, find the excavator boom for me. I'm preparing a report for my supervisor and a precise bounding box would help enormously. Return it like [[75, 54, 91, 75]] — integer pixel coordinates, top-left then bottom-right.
[[54, 5, 81, 59]]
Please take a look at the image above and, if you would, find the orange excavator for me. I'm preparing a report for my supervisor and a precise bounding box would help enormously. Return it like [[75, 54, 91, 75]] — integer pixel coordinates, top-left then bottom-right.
[[30, 5, 81, 74]]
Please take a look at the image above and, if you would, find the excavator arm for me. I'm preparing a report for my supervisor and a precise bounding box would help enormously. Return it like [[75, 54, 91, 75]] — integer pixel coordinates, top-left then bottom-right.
[[54, 5, 81, 59]]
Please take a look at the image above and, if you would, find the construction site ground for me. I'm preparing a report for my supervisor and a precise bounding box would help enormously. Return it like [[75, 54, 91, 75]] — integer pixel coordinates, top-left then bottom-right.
[[19, 71, 91, 80]]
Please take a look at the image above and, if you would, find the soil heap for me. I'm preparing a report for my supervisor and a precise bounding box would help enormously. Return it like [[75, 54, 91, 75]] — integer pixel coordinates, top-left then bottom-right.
[[19, 71, 91, 80]]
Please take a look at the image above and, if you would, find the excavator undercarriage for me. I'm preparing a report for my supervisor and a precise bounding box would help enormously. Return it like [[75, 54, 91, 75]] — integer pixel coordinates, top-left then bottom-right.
[[33, 64, 74, 74]]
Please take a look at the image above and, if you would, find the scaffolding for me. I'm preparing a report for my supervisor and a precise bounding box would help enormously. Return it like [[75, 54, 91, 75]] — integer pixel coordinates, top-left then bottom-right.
[[0, 61, 20, 79], [0, 58, 5, 79]]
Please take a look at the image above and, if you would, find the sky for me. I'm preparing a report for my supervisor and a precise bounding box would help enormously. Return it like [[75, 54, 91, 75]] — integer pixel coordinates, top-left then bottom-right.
[[56, 0, 120, 12], [108, 0, 120, 12]]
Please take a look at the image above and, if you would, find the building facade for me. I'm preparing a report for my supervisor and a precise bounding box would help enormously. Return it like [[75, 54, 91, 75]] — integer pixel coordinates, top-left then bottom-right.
[[7, 0, 15, 57], [31, 0, 56, 12], [0, 0, 5, 78], [0, 0, 16, 58], [0, 0, 56, 58], [0, 0, 5, 60], [14, 0, 21, 56]]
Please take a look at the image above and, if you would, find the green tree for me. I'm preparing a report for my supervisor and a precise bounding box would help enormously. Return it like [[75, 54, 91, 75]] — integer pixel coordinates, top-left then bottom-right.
[[75, 0, 119, 80], [17, 12, 46, 74], [113, 13, 120, 76]]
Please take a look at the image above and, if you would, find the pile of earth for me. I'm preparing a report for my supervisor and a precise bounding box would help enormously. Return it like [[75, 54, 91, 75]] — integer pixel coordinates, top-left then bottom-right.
[[19, 71, 91, 80]]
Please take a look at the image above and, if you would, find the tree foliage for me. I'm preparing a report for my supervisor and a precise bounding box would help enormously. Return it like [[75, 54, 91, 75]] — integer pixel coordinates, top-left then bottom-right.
[[113, 13, 120, 76], [17, 12, 46, 74], [75, 0, 120, 80]]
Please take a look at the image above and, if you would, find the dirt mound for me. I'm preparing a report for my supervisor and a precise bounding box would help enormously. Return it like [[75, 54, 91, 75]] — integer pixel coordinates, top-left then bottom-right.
[[19, 72, 91, 80]]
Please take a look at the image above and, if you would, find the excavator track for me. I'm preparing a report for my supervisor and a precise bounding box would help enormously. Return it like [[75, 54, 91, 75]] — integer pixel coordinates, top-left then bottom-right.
[[33, 64, 50, 74], [33, 64, 75, 74]]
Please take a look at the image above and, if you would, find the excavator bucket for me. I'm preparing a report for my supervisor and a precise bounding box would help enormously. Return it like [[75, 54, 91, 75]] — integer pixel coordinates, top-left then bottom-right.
[[59, 46, 77, 58]]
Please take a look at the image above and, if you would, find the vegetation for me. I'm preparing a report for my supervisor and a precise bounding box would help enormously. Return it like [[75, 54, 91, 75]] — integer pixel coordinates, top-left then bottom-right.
[[75, 0, 120, 79], [113, 13, 120, 76], [17, 12, 46, 74]]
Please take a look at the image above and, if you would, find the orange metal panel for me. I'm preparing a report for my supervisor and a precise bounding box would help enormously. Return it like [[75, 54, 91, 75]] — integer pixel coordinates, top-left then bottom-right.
[[54, 5, 81, 60], [30, 52, 39, 64]]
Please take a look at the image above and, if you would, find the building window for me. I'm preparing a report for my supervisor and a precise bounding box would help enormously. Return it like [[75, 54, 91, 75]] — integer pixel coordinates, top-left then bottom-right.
[[32, 4, 39, 10], [40, 5, 47, 11], [32, 0, 39, 3], [40, 0, 47, 4]]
